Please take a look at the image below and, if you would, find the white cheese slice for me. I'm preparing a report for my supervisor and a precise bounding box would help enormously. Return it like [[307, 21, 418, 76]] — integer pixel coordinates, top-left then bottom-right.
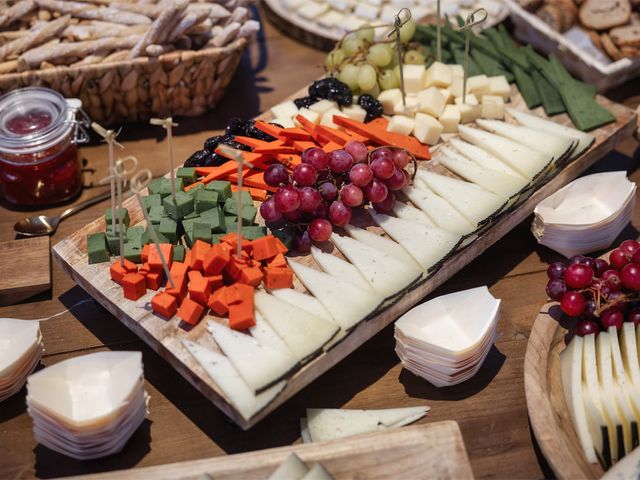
[[369, 210, 461, 270], [269, 453, 309, 480], [379, 4, 398, 23], [475, 119, 574, 162], [330, 233, 422, 298], [458, 125, 551, 180], [271, 117, 296, 129], [392, 201, 435, 226], [182, 340, 285, 421], [311, 246, 372, 291], [354, 2, 379, 19], [608, 327, 640, 424], [340, 104, 367, 123], [620, 323, 640, 388], [402, 64, 426, 94], [413, 113, 443, 145], [298, 2, 329, 20], [488, 76, 511, 100], [207, 321, 298, 393], [603, 445, 640, 479], [301, 463, 334, 480], [283, 0, 304, 9], [467, 75, 490, 97], [438, 104, 460, 133], [250, 311, 293, 356], [414, 169, 506, 224], [387, 115, 415, 136], [402, 184, 475, 235], [480, 95, 504, 120], [270, 101, 299, 120], [255, 291, 338, 362], [582, 392, 612, 468], [378, 89, 403, 115], [424, 61, 452, 88], [306, 406, 429, 442], [309, 99, 339, 115], [417, 87, 446, 117], [340, 15, 366, 32], [287, 259, 381, 331], [344, 224, 424, 270], [448, 137, 526, 179], [295, 108, 321, 126]]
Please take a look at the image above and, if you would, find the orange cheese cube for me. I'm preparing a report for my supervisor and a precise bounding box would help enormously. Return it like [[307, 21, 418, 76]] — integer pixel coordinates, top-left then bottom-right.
[[177, 297, 205, 326], [148, 243, 173, 272], [203, 243, 231, 275], [110, 259, 138, 284], [207, 287, 229, 316], [122, 273, 146, 301], [151, 291, 177, 318], [190, 240, 211, 272], [263, 267, 294, 289], [251, 235, 279, 262]]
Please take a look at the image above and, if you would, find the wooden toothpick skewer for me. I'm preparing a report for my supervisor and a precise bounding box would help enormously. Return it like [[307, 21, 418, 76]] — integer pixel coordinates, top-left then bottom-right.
[[150, 117, 179, 202], [436, 0, 442, 62], [387, 8, 411, 107], [130, 169, 175, 290], [458, 8, 487, 105], [113, 156, 138, 267]]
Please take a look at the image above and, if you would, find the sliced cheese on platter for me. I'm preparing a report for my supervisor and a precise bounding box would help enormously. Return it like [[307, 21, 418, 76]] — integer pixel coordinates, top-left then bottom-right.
[[250, 311, 294, 356], [344, 224, 423, 270], [448, 137, 527, 179], [310, 246, 372, 292], [305, 406, 429, 442], [620, 323, 640, 389], [368, 210, 461, 271], [302, 463, 334, 480], [608, 327, 640, 422], [330, 233, 422, 299], [183, 340, 285, 421], [268, 453, 308, 480], [392, 201, 435, 227], [287, 259, 381, 331], [207, 321, 298, 393], [270, 288, 334, 322], [458, 125, 552, 180], [582, 392, 612, 469], [402, 184, 475, 236], [254, 291, 339, 362]]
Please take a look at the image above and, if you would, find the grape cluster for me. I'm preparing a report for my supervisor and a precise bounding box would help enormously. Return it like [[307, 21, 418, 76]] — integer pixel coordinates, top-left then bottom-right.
[[546, 239, 640, 336], [324, 20, 423, 97], [261, 142, 412, 251]]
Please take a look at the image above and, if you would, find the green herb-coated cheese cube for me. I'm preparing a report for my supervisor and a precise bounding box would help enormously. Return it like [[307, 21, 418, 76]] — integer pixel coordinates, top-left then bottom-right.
[[159, 177, 184, 196], [240, 205, 257, 225], [200, 207, 224, 233], [142, 194, 162, 212], [176, 167, 197, 185], [123, 243, 142, 263], [105, 207, 130, 228], [181, 217, 198, 233], [224, 215, 238, 232], [241, 225, 267, 240], [183, 211, 200, 220], [141, 226, 169, 245], [105, 225, 127, 255], [148, 178, 164, 195], [148, 205, 166, 225], [231, 190, 253, 205], [159, 217, 178, 244], [173, 244, 186, 262], [126, 226, 144, 248], [186, 183, 204, 199], [194, 222, 212, 243], [163, 191, 194, 220], [195, 190, 219, 213], [87, 233, 110, 264], [205, 180, 232, 201]]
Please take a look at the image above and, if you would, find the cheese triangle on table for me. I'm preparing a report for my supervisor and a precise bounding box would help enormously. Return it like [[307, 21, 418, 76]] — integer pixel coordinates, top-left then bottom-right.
[[369, 210, 461, 271], [207, 321, 298, 393], [268, 453, 309, 480], [344, 225, 423, 270], [392, 201, 435, 226], [330, 233, 422, 298], [255, 291, 339, 362], [310, 246, 372, 291], [182, 340, 285, 421], [249, 311, 293, 356], [448, 137, 526, 179], [306, 406, 429, 442], [287, 259, 381, 331], [402, 184, 475, 235], [300, 417, 312, 443], [301, 463, 334, 480]]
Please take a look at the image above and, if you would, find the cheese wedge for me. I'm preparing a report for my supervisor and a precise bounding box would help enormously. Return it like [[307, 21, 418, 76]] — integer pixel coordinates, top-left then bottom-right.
[[344, 224, 423, 270], [306, 406, 429, 442], [583, 392, 612, 468], [402, 184, 475, 235], [392, 201, 435, 226], [302, 464, 334, 480], [270, 289, 333, 322], [458, 125, 552, 180], [608, 327, 640, 425], [369, 210, 461, 271], [207, 321, 298, 393], [255, 291, 338, 362], [287, 259, 381, 330], [448, 137, 526, 179], [182, 340, 285, 421], [414, 169, 507, 225], [269, 453, 308, 480], [250, 311, 293, 356], [310, 246, 372, 291], [330, 233, 422, 298], [620, 323, 640, 389]]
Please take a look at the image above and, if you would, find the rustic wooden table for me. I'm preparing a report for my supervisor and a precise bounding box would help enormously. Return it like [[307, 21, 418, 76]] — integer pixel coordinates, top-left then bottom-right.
[[1, 11, 639, 479]]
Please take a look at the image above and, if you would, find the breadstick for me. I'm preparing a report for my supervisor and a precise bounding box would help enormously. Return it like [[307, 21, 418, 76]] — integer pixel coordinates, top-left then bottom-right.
[[70, 54, 103, 66], [228, 6, 249, 25], [0, 0, 37, 29], [128, 0, 188, 58], [211, 21, 239, 48], [110, 2, 163, 19], [145, 43, 174, 57], [165, 12, 199, 43], [239, 19, 260, 38], [64, 23, 146, 41], [0, 14, 70, 62], [187, 3, 231, 21], [0, 60, 18, 74], [186, 18, 213, 35], [34, 0, 152, 25], [101, 49, 129, 63]]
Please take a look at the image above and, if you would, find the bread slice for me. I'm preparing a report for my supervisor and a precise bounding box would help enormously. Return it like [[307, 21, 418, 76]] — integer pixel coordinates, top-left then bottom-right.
[[537, 4, 565, 31], [579, 0, 631, 30], [610, 25, 640, 47]]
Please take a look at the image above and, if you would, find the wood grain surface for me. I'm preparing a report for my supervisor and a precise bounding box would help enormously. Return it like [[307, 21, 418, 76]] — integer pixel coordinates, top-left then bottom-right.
[[66, 422, 473, 480], [0, 236, 51, 306], [0, 7, 639, 479]]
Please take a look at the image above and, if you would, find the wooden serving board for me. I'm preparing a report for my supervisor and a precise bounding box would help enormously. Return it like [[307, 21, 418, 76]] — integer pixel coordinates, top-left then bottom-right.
[[524, 303, 605, 479], [52, 85, 637, 430], [64, 421, 473, 480]]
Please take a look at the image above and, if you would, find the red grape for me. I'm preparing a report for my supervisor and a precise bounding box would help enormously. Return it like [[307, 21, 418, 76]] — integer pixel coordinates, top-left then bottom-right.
[[546, 278, 567, 301], [274, 185, 300, 213], [318, 182, 338, 201], [365, 179, 389, 203], [601, 308, 624, 330], [627, 308, 640, 326], [283, 209, 303, 222], [371, 158, 395, 180], [328, 200, 352, 226], [607, 290, 628, 311], [264, 164, 291, 187], [610, 248, 629, 270], [391, 149, 410, 169], [373, 191, 396, 213], [344, 140, 368, 164], [293, 163, 318, 187], [370, 147, 393, 163], [602, 269, 622, 291], [340, 183, 364, 207], [631, 249, 640, 265], [349, 163, 374, 187], [302, 148, 329, 171], [578, 257, 597, 272], [569, 255, 586, 264], [328, 150, 353, 173], [298, 186, 323, 212], [560, 291, 586, 317], [294, 230, 312, 253], [594, 258, 610, 277], [308, 218, 332, 242], [621, 263, 640, 290], [547, 262, 566, 280], [563, 264, 594, 289], [260, 196, 283, 222], [620, 239, 640, 256], [385, 168, 409, 191], [583, 298, 597, 320], [312, 200, 329, 219], [576, 320, 599, 337]]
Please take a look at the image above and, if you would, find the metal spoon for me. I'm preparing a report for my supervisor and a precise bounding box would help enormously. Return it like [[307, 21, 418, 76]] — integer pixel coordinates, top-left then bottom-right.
[[14, 189, 113, 237]]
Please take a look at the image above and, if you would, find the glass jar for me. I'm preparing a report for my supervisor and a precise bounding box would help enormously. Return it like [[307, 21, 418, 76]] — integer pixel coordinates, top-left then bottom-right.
[[0, 87, 90, 207]]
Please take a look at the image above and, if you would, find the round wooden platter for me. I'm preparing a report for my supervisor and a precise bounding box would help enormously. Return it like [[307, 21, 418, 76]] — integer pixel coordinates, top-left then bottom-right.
[[524, 302, 605, 479]]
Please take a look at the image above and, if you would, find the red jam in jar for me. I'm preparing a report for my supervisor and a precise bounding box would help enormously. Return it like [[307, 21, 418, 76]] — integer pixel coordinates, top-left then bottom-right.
[[0, 87, 89, 207]]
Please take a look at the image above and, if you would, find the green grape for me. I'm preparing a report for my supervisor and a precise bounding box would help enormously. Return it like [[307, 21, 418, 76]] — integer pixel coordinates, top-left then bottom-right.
[[360, 82, 380, 98], [366, 43, 393, 67], [338, 63, 360, 91], [404, 49, 425, 65], [357, 64, 377, 91], [378, 69, 399, 90], [325, 49, 345, 70], [399, 19, 416, 44], [356, 27, 375, 43], [342, 38, 364, 56]]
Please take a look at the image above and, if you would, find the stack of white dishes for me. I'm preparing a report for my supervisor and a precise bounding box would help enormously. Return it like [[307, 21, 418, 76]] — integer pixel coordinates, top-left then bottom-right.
[[532, 171, 636, 258], [0, 318, 44, 402], [26, 351, 148, 460], [394, 287, 500, 388]]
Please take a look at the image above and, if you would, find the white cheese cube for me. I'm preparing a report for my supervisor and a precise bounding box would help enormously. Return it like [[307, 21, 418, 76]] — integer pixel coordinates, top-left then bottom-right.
[[439, 88, 454, 104], [481, 95, 505, 120], [489, 76, 511, 100], [455, 93, 479, 106], [467, 75, 490, 98], [364, 0, 383, 5], [294, 107, 320, 126], [438, 105, 461, 133], [387, 115, 415, 136], [354, 3, 379, 20], [450, 64, 464, 78], [318, 10, 344, 28], [340, 104, 367, 123], [321, 108, 344, 128], [413, 113, 443, 145], [298, 2, 329, 20], [270, 101, 299, 120], [417, 87, 447, 117], [283, 0, 304, 8], [402, 64, 426, 94], [449, 76, 471, 98], [327, 0, 352, 11], [309, 99, 339, 115], [393, 96, 419, 116], [378, 89, 403, 115], [424, 61, 452, 88], [340, 15, 366, 32], [455, 94, 481, 123], [271, 117, 296, 129]]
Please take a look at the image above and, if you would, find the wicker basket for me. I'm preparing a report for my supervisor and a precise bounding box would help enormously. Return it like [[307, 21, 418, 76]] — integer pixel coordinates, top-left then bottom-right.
[[0, 37, 248, 126]]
